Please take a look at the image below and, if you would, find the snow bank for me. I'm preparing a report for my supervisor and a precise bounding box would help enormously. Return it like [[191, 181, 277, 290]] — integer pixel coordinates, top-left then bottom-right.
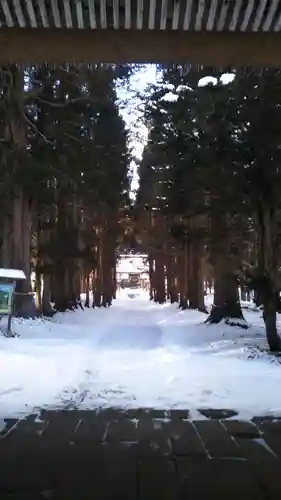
[[0, 291, 280, 420]]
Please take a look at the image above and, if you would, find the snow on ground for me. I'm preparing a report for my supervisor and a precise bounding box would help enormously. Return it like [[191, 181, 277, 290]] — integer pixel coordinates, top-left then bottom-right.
[[0, 289, 280, 420]]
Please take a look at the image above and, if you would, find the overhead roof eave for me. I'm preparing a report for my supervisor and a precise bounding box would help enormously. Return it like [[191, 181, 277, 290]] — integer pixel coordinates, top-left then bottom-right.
[[1, 1, 281, 65]]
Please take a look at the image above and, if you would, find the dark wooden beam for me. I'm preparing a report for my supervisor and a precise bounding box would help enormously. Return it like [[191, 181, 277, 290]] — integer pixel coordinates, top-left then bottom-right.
[[1, 28, 281, 66]]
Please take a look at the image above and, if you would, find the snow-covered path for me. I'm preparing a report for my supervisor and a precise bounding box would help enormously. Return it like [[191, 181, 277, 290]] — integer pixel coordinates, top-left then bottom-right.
[[0, 290, 281, 420]]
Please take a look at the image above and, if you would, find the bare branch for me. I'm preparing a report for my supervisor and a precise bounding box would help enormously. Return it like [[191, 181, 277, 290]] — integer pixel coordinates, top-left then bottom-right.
[[23, 87, 43, 102], [0, 67, 13, 79], [64, 132, 82, 142], [23, 113, 54, 144], [37, 96, 90, 108]]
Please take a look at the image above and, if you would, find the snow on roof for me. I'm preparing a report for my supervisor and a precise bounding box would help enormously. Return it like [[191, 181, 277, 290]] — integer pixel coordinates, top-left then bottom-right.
[[117, 257, 148, 274], [117, 261, 139, 273], [0, 269, 26, 280]]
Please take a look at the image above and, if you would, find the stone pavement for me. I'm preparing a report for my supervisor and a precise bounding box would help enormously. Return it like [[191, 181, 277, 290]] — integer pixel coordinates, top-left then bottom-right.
[[1, 408, 281, 499]]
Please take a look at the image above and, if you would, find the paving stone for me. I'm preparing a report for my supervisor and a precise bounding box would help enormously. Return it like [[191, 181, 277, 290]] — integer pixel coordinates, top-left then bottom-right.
[[125, 409, 150, 419], [194, 420, 241, 457], [0, 429, 49, 487], [25, 441, 94, 489], [0, 492, 45, 499], [177, 457, 215, 498], [4, 490, 112, 500], [73, 414, 107, 441], [249, 461, 281, 500], [177, 457, 265, 500], [198, 408, 238, 419], [133, 440, 172, 459], [16, 414, 46, 435], [235, 436, 278, 461], [0, 419, 19, 438], [169, 409, 189, 419], [169, 420, 206, 456], [137, 417, 172, 455], [31, 441, 103, 489], [0, 416, 46, 452], [40, 411, 81, 441], [42, 489, 100, 500], [145, 409, 168, 419], [98, 443, 137, 499], [0, 448, 53, 490], [50, 483, 135, 500], [138, 460, 180, 500], [253, 416, 281, 426], [51, 443, 137, 499], [254, 421, 281, 459], [97, 408, 125, 421], [106, 418, 138, 442], [222, 420, 261, 438], [0, 434, 25, 460], [1, 409, 280, 499], [264, 420, 281, 432], [40, 410, 87, 422]]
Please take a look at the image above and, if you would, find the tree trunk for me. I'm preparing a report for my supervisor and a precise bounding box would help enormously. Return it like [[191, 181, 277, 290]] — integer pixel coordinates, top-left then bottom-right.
[[178, 244, 188, 309], [168, 255, 178, 303], [112, 259, 117, 300], [84, 275, 90, 308], [35, 267, 42, 313], [53, 200, 78, 312], [94, 253, 102, 308], [42, 273, 54, 316], [148, 255, 154, 301], [257, 205, 281, 351], [154, 252, 165, 303], [206, 263, 246, 325], [263, 295, 280, 351], [166, 255, 172, 302], [12, 190, 37, 318], [188, 239, 206, 312], [240, 287, 246, 301], [1, 214, 12, 268], [54, 267, 68, 312], [73, 264, 83, 310], [101, 234, 115, 307], [206, 210, 245, 326]]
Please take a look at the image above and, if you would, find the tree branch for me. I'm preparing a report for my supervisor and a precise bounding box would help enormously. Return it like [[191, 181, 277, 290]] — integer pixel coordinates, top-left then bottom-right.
[[23, 87, 43, 102], [37, 96, 90, 108], [23, 113, 54, 144]]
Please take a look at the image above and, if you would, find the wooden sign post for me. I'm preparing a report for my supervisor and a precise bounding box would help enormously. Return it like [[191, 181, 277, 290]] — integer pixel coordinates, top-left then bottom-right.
[[0, 269, 27, 337]]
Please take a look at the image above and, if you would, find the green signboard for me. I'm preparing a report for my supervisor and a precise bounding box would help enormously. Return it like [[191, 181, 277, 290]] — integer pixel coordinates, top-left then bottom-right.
[[0, 282, 15, 315]]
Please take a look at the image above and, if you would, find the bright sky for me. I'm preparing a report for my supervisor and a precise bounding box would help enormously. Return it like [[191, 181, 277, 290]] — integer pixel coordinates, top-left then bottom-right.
[[118, 65, 157, 195], [118, 65, 235, 196]]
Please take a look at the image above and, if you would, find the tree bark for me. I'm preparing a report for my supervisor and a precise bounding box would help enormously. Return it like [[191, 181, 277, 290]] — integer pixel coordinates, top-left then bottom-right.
[[1, 214, 12, 268], [178, 244, 188, 309], [206, 211, 245, 326], [12, 190, 37, 318], [263, 295, 280, 351], [42, 273, 54, 316], [154, 252, 165, 303], [188, 239, 206, 312], [94, 251, 102, 307], [257, 205, 281, 351], [84, 275, 90, 308], [148, 254, 154, 301], [167, 255, 178, 303], [206, 268, 245, 325], [35, 267, 42, 312], [240, 287, 246, 301]]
